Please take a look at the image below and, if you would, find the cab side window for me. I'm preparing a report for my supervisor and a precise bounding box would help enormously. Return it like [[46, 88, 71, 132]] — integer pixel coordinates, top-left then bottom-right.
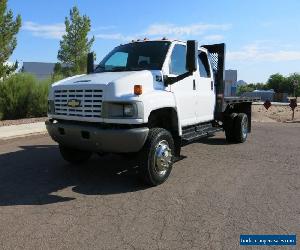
[[170, 45, 187, 75], [198, 52, 211, 78]]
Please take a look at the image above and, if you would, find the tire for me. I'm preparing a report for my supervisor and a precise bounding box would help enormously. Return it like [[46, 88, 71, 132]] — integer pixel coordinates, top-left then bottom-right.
[[139, 128, 175, 186], [234, 113, 248, 143], [224, 113, 237, 142], [59, 145, 92, 164]]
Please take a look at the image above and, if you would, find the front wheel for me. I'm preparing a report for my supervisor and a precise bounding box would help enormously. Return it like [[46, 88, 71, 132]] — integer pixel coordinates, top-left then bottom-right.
[[59, 145, 92, 165], [139, 128, 175, 186]]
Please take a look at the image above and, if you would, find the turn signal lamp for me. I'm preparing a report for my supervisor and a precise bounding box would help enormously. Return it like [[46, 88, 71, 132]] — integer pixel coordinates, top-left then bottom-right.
[[134, 85, 143, 95]]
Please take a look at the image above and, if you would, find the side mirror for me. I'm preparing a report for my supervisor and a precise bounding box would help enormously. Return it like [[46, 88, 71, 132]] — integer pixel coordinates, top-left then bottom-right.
[[186, 40, 198, 72], [87, 52, 94, 74]]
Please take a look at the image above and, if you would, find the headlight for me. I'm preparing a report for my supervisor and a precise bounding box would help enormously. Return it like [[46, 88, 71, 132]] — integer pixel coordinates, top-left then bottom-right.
[[123, 104, 135, 117], [102, 102, 140, 118], [48, 100, 55, 114]]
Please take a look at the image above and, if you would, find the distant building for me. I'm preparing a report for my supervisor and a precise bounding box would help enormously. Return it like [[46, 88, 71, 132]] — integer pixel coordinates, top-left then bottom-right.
[[242, 90, 289, 102], [242, 90, 275, 102], [225, 70, 237, 96], [22, 62, 55, 80]]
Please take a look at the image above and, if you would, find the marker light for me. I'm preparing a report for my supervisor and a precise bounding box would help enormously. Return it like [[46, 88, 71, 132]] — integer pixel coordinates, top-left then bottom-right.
[[134, 85, 143, 95]]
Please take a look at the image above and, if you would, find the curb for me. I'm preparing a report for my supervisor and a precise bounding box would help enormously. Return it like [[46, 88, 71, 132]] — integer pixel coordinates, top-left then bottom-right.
[[253, 102, 300, 106], [284, 120, 300, 124], [0, 122, 47, 140]]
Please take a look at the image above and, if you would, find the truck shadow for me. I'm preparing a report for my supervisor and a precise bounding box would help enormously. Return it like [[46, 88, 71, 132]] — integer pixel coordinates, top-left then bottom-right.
[[196, 137, 229, 145], [181, 135, 230, 146], [0, 145, 148, 206]]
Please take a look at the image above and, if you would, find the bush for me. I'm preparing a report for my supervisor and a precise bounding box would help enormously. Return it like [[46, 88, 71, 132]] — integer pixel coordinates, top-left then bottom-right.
[[30, 78, 52, 117], [0, 73, 51, 120]]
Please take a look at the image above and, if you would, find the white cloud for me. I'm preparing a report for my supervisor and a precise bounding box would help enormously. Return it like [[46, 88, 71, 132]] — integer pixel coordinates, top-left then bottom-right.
[[92, 25, 117, 32], [95, 22, 230, 42], [203, 34, 224, 42], [23, 21, 65, 39], [22, 21, 230, 42], [144, 23, 230, 37], [228, 43, 300, 62], [95, 33, 135, 42], [23, 21, 120, 39], [23, 21, 230, 43]]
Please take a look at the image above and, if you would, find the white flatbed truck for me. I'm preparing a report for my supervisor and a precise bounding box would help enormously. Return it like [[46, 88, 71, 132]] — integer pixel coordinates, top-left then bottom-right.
[[46, 39, 259, 186]]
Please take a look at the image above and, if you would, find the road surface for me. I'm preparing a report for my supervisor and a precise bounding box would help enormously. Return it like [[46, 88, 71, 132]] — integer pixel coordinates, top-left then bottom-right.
[[0, 122, 299, 249]]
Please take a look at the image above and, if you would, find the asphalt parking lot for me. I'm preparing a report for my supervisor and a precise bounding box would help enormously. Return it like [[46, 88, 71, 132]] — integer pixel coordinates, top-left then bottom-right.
[[0, 122, 299, 250]]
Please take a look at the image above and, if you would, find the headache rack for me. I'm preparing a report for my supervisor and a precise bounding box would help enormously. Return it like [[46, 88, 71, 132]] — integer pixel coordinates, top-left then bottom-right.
[[202, 43, 225, 120]]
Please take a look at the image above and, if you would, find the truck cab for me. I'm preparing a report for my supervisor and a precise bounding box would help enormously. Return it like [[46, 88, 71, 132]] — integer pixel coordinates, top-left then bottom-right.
[[46, 39, 258, 186]]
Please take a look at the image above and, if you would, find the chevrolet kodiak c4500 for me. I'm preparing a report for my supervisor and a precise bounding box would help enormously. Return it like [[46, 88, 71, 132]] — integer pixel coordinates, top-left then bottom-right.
[[46, 39, 259, 186]]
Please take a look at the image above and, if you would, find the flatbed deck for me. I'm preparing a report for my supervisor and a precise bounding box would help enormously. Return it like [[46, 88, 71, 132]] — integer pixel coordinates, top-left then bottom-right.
[[224, 97, 261, 104]]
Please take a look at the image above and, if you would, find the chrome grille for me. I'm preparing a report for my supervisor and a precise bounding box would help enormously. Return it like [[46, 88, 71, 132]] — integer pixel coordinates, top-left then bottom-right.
[[54, 89, 103, 118]]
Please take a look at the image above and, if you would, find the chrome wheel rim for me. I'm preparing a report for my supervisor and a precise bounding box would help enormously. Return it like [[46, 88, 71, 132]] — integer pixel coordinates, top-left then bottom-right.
[[154, 140, 172, 176], [242, 116, 248, 138]]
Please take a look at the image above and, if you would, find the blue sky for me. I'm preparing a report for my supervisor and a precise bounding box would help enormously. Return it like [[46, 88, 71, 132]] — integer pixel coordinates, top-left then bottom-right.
[[8, 0, 300, 83]]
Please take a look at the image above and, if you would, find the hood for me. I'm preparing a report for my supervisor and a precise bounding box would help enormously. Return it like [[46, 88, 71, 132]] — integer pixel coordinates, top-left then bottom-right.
[[52, 71, 139, 87], [51, 70, 164, 101]]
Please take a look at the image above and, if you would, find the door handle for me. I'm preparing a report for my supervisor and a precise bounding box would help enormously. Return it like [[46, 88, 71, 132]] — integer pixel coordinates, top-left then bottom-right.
[[193, 80, 196, 90], [211, 81, 214, 90]]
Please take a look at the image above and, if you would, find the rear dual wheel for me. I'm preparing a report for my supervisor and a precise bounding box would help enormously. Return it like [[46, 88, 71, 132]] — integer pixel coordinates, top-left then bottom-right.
[[225, 113, 248, 143]]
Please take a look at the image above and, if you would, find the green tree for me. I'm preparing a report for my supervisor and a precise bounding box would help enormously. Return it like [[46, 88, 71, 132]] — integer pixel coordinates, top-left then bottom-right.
[[266, 73, 289, 93], [237, 83, 268, 95], [237, 85, 255, 95], [248, 83, 268, 90], [286, 73, 300, 97], [237, 73, 300, 96], [0, 0, 21, 79], [57, 6, 94, 76]]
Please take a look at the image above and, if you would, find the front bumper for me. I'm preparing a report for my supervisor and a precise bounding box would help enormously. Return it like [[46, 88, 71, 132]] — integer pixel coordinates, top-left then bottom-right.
[[46, 120, 149, 153]]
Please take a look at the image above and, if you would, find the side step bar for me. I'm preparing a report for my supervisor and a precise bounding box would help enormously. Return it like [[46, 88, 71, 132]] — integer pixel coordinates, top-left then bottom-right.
[[182, 122, 222, 142]]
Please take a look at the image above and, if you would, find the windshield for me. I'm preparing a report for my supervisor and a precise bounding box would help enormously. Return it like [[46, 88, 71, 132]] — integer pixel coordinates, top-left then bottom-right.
[[95, 41, 171, 73]]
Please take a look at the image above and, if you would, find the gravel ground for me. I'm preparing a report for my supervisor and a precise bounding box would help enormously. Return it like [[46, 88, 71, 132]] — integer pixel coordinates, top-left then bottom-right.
[[252, 104, 299, 122], [0, 117, 47, 127], [0, 122, 299, 249]]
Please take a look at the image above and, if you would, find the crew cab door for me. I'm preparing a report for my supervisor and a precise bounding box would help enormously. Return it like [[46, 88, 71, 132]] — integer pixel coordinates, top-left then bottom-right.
[[194, 50, 215, 122], [169, 44, 197, 126]]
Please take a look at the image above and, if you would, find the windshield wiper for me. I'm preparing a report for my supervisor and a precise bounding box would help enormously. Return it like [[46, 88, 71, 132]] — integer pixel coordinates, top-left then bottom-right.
[[127, 67, 150, 71], [94, 65, 105, 72], [107, 67, 127, 72]]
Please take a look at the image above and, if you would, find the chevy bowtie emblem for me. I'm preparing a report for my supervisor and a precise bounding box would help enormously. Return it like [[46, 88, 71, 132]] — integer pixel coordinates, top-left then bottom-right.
[[67, 99, 81, 108]]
